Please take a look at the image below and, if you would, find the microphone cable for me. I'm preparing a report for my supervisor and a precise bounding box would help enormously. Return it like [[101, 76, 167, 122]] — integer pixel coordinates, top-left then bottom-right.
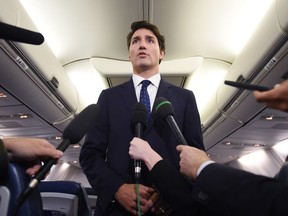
[[136, 179, 142, 216], [131, 102, 147, 216]]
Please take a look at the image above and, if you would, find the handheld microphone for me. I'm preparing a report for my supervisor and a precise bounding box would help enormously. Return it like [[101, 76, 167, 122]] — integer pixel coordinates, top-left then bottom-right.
[[15, 104, 99, 215], [153, 97, 188, 145], [131, 102, 147, 179], [0, 21, 44, 45]]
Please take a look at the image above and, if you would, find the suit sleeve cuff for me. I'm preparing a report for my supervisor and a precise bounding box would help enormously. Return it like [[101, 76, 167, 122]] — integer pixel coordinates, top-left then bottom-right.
[[197, 160, 215, 177]]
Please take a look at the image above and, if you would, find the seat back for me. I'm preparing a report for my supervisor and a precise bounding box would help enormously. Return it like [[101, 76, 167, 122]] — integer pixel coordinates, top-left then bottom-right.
[[275, 162, 288, 182], [3, 163, 43, 216], [39, 181, 91, 216], [0, 186, 10, 216], [85, 187, 98, 215]]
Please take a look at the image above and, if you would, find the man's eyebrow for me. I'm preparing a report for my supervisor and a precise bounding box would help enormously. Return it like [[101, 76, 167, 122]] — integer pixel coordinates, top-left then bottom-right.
[[132, 35, 140, 40], [146, 35, 156, 40]]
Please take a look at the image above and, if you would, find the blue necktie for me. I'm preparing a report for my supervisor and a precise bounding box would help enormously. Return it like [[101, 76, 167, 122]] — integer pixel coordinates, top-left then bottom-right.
[[140, 80, 151, 123]]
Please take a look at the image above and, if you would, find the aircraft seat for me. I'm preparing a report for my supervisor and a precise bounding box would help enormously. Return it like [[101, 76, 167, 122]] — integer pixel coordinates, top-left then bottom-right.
[[39, 181, 91, 216], [85, 187, 97, 215], [2, 162, 43, 216], [275, 161, 288, 182]]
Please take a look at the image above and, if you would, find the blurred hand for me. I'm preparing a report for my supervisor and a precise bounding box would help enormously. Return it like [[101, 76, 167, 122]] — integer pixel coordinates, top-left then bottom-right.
[[176, 145, 210, 180], [254, 80, 288, 112], [3, 137, 63, 176]]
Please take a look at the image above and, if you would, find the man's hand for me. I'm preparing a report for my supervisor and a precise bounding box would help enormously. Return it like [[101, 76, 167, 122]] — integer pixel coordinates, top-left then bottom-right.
[[254, 80, 288, 112], [3, 137, 63, 176], [177, 145, 210, 180], [115, 183, 155, 215]]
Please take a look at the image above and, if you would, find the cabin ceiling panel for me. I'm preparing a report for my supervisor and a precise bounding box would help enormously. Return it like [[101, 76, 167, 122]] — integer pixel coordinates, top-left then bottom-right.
[[19, 0, 273, 67], [208, 144, 262, 160], [149, 0, 270, 63], [20, 0, 142, 65], [0, 87, 22, 107]]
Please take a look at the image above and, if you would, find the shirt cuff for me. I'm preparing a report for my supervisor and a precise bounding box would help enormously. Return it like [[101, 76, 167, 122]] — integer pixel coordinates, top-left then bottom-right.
[[196, 160, 215, 177]]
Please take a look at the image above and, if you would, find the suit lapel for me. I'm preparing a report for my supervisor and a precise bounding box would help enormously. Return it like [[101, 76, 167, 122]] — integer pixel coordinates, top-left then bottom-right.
[[119, 79, 138, 113]]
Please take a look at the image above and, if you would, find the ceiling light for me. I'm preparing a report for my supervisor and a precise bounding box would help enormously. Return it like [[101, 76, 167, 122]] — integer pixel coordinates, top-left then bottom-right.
[[0, 93, 7, 98], [265, 115, 273, 120], [19, 114, 28, 119]]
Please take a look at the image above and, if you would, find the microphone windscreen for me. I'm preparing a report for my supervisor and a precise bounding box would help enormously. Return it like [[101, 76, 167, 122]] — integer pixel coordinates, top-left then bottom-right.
[[0, 22, 44, 45], [63, 104, 99, 143], [153, 97, 175, 119], [131, 102, 147, 126]]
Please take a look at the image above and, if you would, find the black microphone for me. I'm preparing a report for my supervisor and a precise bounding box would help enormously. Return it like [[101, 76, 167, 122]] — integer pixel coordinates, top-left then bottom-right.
[[0, 22, 44, 45], [153, 97, 188, 145], [14, 104, 99, 216], [131, 102, 147, 179]]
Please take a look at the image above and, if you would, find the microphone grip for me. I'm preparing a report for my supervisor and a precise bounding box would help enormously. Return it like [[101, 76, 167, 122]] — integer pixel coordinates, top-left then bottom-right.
[[134, 123, 143, 179], [33, 139, 71, 182], [14, 139, 71, 216], [166, 115, 188, 145]]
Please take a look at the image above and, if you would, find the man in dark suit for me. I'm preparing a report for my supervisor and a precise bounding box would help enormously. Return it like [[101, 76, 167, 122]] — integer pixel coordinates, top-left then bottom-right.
[[79, 20, 204, 216]]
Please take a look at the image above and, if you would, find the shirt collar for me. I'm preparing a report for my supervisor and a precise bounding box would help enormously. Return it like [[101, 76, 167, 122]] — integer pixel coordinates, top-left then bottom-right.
[[132, 73, 161, 88]]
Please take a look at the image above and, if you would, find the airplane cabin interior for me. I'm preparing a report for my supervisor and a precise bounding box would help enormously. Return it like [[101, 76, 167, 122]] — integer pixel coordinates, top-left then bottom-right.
[[1, 0, 288, 215]]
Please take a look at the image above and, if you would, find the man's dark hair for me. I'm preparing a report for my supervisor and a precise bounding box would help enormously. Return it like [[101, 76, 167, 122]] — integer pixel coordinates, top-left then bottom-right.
[[127, 20, 165, 54]]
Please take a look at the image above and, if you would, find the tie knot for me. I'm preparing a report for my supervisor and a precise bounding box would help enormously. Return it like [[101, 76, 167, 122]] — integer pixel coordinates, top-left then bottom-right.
[[141, 80, 151, 88]]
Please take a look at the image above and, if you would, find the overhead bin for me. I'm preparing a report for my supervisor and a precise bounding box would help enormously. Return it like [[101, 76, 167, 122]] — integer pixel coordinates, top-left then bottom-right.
[[185, 59, 230, 127], [64, 59, 108, 112], [0, 0, 79, 130], [89, 56, 203, 95], [91, 56, 203, 76], [203, 0, 288, 149]]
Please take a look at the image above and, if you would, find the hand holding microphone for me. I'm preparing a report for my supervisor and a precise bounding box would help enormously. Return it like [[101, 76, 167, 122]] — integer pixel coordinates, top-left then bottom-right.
[[31, 103, 99, 184], [14, 104, 99, 216], [131, 102, 147, 179]]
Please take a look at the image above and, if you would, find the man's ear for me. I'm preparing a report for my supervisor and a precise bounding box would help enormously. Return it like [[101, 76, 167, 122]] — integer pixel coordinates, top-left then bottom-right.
[[160, 50, 165, 59]]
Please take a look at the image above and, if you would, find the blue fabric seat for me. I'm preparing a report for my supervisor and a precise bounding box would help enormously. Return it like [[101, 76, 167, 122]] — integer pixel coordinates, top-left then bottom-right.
[[39, 181, 91, 216], [3, 162, 43, 216]]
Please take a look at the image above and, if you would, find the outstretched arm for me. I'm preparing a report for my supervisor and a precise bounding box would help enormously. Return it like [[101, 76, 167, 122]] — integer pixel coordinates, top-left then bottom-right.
[[254, 80, 288, 112], [2, 137, 63, 176]]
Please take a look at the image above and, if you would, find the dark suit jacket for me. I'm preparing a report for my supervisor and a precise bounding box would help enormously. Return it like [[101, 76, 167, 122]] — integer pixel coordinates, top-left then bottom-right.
[[79, 78, 204, 215], [149, 160, 204, 216], [150, 160, 288, 216], [192, 163, 288, 216]]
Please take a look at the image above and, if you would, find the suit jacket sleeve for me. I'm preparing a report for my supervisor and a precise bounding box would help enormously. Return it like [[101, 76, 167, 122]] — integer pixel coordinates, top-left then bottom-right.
[[193, 163, 288, 216], [149, 160, 202, 215], [79, 90, 125, 212]]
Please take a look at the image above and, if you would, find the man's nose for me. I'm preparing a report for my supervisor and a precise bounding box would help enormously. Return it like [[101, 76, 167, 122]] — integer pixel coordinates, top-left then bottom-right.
[[139, 45, 146, 50]]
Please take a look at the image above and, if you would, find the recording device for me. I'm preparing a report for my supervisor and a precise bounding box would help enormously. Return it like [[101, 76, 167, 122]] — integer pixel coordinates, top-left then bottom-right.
[[14, 104, 99, 215], [0, 21, 44, 45], [153, 97, 188, 145], [224, 80, 270, 92], [131, 102, 147, 179]]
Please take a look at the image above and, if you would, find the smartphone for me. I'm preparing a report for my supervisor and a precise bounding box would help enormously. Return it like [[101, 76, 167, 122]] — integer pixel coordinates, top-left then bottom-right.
[[224, 80, 270, 92]]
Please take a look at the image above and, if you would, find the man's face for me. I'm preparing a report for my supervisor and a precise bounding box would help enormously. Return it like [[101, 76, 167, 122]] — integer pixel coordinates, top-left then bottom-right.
[[129, 28, 164, 72]]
